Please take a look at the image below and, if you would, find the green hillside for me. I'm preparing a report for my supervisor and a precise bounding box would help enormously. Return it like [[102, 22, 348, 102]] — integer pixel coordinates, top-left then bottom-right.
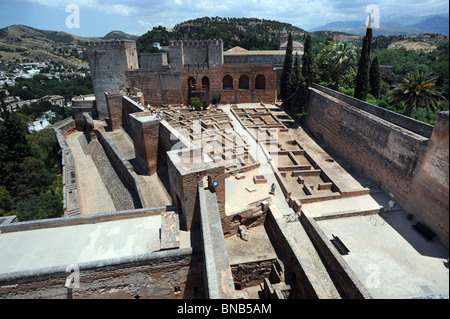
[[0, 25, 98, 67], [136, 17, 308, 54]]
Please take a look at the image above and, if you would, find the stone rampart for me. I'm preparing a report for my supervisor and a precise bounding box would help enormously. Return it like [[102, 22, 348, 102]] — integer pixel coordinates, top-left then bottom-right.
[[305, 85, 449, 247], [309, 84, 433, 138], [92, 129, 145, 210], [51, 119, 80, 217]]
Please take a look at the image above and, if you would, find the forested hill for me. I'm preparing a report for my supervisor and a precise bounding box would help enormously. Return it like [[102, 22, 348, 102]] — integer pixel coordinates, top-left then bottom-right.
[[136, 17, 308, 54]]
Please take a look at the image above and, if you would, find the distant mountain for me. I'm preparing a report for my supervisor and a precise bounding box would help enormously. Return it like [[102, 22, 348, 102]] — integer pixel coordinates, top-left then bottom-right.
[[406, 16, 449, 35], [0, 25, 139, 66], [309, 21, 365, 33], [102, 31, 138, 41], [382, 13, 449, 26], [308, 14, 449, 36]]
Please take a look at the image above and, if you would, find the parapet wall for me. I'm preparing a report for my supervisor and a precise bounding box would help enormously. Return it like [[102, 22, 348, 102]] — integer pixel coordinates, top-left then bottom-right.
[[51, 118, 80, 217], [305, 85, 449, 247], [92, 129, 146, 210], [310, 84, 433, 138], [0, 247, 203, 299], [299, 214, 372, 299], [0, 206, 171, 234]]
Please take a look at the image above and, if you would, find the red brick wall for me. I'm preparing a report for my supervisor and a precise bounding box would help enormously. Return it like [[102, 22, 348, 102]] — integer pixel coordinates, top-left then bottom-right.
[[129, 114, 160, 175], [181, 64, 277, 105], [125, 64, 277, 107], [105, 92, 124, 130]]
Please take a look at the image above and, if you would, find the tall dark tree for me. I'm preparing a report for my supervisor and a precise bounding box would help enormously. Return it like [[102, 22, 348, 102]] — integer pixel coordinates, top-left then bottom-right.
[[302, 34, 316, 88], [286, 53, 301, 110], [0, 100, 32, 197], [280, 33, 293, 103], [369, 56, 381, 98], [285, 53, 308, 119], [354, 24, 373, 101], [292, 72, 308, 117]]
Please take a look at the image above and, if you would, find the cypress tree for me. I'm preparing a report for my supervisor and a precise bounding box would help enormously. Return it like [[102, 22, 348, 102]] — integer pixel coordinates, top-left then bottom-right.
[[286, 53, 301, 110], [280, 33, 293, 103], [354, 25, 372, 101], [369, 56, 381, 98], [292, 73, 307, 116], [285, 53, 308, 118], [302, 34, 316, 88]]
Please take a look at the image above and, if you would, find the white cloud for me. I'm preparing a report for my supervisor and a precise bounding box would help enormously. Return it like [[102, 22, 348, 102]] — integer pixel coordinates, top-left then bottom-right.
[[18, 0, 139, 16], [4, 0, 449, 34]]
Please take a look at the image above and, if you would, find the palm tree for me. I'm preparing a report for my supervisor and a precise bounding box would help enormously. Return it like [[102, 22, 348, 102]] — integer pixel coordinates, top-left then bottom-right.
[[329, 42, 357, 90], [388, 71, 443, 117]]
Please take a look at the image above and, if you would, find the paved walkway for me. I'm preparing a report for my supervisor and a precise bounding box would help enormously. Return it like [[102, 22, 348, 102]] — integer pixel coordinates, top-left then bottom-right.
[[104, 128, 172, 208], [65, 131, 116, 214], [0, 215, 162, 275]]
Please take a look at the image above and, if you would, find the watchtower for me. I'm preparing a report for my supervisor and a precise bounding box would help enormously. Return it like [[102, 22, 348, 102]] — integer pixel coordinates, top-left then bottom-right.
[[279, 27, 288, 50], [168, 39, 223, 72], [86, 40, 139, 119]]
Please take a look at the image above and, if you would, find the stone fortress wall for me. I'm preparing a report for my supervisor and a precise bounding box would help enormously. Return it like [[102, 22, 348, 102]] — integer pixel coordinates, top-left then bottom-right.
[[86, 40, 139, 119], [84, 38, 279, 114], [2, 86, 448, 299], [305, 84, 449, 247], [1, 35, 448, 299]]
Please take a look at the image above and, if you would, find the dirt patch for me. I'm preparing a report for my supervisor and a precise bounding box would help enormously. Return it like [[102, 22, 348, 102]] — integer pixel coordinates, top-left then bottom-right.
[[388, 40, 437, 52]]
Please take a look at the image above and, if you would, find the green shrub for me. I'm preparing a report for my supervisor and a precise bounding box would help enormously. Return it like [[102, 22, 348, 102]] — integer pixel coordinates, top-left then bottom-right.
[[189, 97, 202, 111], [211, 92, 221, 105]]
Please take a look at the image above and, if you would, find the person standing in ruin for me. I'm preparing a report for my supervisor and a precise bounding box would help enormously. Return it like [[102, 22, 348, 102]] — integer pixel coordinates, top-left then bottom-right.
[[388, 199, 395, 213], [270, 183, 276, 195]]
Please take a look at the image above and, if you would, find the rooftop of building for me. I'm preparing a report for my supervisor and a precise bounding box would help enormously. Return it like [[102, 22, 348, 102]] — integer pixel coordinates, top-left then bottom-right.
[[224, 46, 287, 56]]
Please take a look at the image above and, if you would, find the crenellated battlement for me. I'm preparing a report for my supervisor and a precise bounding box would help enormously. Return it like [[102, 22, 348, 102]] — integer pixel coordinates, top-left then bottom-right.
[[86, 39, 136, 47], [169, 39, 223, 47]]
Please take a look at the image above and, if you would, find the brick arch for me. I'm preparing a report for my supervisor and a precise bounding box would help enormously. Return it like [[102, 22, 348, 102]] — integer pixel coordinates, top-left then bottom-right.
[[255, 74, 266, 90], [188, 77, 196, 89], [239, 75, 249, 90], [201, 76, 210, 91], [223, 75, 233, 90]]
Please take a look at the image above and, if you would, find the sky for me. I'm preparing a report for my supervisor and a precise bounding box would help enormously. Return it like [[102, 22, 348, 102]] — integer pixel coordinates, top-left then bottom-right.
[[0, 0, 448, 37]]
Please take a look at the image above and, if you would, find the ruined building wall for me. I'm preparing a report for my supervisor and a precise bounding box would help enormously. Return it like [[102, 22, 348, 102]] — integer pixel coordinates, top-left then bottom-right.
[[180, 64, 277, 105], [125, 69, 183, 107], [128, 113, 160, 175], [166, 152, 225, 231], [305, 85, 449, 247], [86, 40, 139, 119]]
